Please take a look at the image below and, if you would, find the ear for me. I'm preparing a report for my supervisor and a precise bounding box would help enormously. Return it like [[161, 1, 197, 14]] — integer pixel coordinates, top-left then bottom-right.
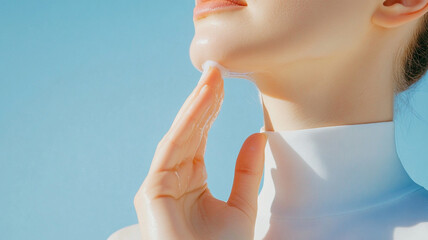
[[372, 0, 428, 28]]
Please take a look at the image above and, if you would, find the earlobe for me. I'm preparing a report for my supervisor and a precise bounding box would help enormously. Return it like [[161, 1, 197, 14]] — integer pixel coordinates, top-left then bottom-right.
[[372, 0, 428, 28]]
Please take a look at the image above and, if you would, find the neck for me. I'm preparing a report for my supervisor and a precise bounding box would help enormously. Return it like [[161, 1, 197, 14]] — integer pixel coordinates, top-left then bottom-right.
[[249, 31, 398, 131], [258, 121, 421, 219], [252, 33, 417, 218]]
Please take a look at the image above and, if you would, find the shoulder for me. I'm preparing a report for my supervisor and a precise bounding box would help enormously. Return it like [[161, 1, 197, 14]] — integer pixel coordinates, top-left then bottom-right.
[[107, 224, 141, 240]]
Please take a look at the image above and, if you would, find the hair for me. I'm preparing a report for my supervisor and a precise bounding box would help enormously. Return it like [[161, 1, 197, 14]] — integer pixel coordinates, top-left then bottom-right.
[[394, 13, 428, 94]]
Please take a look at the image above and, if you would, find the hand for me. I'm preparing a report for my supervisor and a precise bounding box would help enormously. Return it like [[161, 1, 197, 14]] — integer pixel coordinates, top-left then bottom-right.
[[134, 66, 268, 240]]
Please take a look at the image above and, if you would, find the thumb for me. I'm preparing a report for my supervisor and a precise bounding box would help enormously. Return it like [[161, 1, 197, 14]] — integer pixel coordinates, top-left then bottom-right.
[[227, 132, 268, 220]]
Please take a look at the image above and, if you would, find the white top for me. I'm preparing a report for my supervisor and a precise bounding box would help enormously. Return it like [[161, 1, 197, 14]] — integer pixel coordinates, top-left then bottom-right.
[[255, 120, 428, 239], [108, 121, 428, 240]]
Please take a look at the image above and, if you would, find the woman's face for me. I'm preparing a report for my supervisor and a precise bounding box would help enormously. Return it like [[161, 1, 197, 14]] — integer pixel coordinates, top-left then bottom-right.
[[190, 0, 378, 78]]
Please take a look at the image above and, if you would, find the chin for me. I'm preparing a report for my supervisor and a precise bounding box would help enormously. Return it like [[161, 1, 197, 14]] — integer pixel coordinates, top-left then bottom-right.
[[189, 39, 233, 72], [189, 34, 259, 78]]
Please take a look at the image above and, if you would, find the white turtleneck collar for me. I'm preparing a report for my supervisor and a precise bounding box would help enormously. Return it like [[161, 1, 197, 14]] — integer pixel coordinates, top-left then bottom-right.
[[256, 120, 422, 219], [107, 120, 428, 240]]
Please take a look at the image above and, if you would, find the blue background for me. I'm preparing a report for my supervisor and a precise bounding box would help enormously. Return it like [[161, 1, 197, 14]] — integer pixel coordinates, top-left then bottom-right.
[[1, 1, 427, 239]]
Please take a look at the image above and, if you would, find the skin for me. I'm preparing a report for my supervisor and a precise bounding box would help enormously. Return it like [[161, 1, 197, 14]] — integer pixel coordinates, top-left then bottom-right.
[[134, 67, 267, 240], [190, 0, 428, 131], [133, 0, 428, 239]]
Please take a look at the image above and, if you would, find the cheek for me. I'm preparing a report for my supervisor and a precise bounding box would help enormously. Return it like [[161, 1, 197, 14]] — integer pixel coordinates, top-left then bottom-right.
[[253, 0, 368, 63]]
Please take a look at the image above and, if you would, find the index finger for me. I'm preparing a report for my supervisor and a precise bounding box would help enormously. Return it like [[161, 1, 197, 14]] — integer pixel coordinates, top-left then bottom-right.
[[150, 67, 222, 171]]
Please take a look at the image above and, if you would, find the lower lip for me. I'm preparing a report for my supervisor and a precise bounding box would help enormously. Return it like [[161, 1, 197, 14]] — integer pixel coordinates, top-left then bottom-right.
[[193, 1, 247, 21]]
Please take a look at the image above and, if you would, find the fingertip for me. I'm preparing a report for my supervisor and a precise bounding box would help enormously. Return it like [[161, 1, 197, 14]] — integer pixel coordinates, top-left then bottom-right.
[[260, 132, 268, 142], [249, 132, 268, 144], [209, 65, 221, 76], [202, 60, 228, 78], [241, 133, 266, 155], [210, 66, 224, 84], [203, 66, 224, 92]]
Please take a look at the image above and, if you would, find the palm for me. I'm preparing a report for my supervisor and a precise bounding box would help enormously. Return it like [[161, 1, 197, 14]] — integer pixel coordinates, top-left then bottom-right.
[[193, 192, 255, 240]]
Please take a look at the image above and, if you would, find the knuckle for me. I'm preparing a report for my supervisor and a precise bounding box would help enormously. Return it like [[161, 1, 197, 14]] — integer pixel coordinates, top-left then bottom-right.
[[133, 193, 140, 208], [135, 173, 180, 201], [236, 167, 262, 176], [170, 138, 183, 149], [134, 184, 147, 207], [228, 195, 256, 220], [156, 134, 182, 152], [157, 134, 169, 148], [134, 177, 155, 206], [155, 140, 164, 152], [164, 134, 184, 149], [188, 114, 199, 125]]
